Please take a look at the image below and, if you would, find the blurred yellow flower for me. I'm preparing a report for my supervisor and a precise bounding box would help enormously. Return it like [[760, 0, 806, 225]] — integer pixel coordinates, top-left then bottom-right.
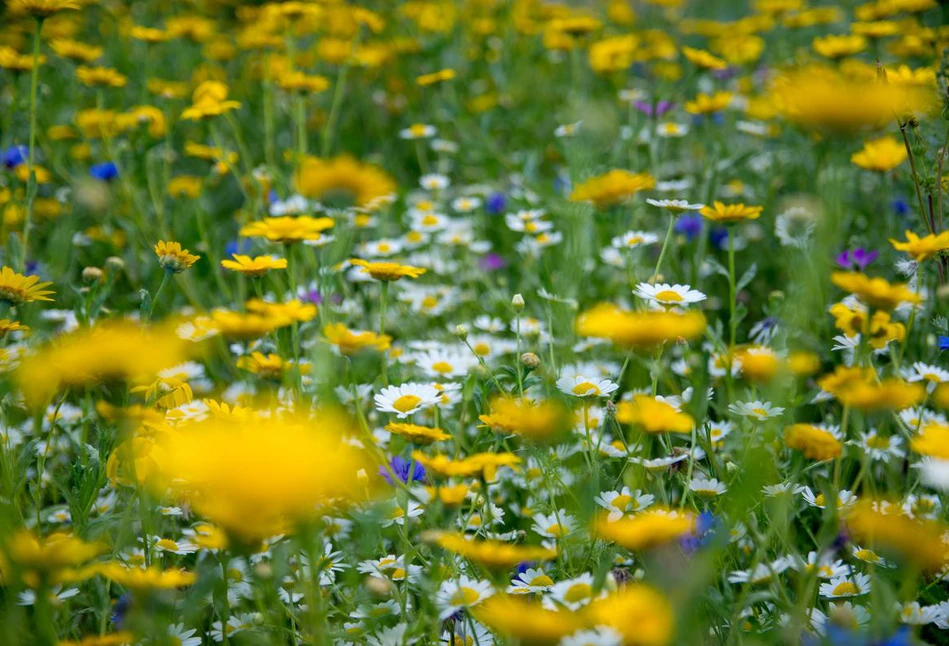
[[181, 81, 241, 120], [431, 532, 557, 569], [569, 170, 656, 208], [240, 215, 335, 244], [681, 46, 727, 69], [616, 395, 694, 433], [831, 271, 922, 309], [594, 510, 694, 550], [784, 424, 842, 460], [478, 397, 570, 442], [221, 254, 288, 276], [576, 304, 706, 349], [323, 322, 391, 354], [684, 91, 733, 115], [851, 136, 907, 172], [699, 201, 763, 222], [295, 155, 396, 208], [350, 258, 427, 281], [889, 230, 949, 263]]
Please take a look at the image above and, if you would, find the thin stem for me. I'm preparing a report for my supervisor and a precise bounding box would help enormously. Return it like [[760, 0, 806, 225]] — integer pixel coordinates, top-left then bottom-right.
[[379, 281, 389, 387], [321, 62, 350, 157], [728, 226, 737, 349], [148, 269, 173, 320], [651, 214, 675, 281], [20, 18, 43, 272]]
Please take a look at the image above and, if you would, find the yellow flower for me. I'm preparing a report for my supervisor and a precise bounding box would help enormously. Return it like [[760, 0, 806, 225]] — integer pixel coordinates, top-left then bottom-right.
[[770, 67, 936, 133], [616, 395, 695, 433], [478, 397, 570, 442], [385, 422, 450, 444], [221, 254, 288, 277], [788, 350, 821, 377], [150, 412, 377, 541], [681, 46, 727, 69], [910, 423, 949, 459], [818, 368, 923, 411], [8, 0, 81, 17], [276, 70, 331, 93], [416, 68, 456, 86], [594, 510, 694, 550], [349, 258, 426, 281], [575, 303, 706, 349], [0, 530, 103, 588], [411, 451, 521, 481], [294, 156, 396, 208], [130, 25, 170, 43], [181, 81, 241, 120], [245, 298, 317, 323], [846, 500, 949, 573], [831, 271, 922, 310], [684, 91, 733, 115], [240, 216, 335, 244], [0, 266, 54, 305], [16, 321, 194, 406], [812, 34, 867, 58], [323, 322, 391, 354], [569, 170, 656, 208], [154, 240, 200, 273], [0, 319, 29, 335], [851, 137, 907, 172], [699, 201, 763, 223], [430, 532, 557, 569], [784, 424, 842, 460], [0, 46, 45, 72], [167, 176, 203, 198], [236, 352, 308, 380], [202, 310, 281, 340], [586, 585, 675, 646], [890, 230, 949, 263], [76, 66, 128, 88], [588, 35, 638, 74], [473, 595, 585, 643], [49, 39, 102, 62], [88, 563, 196, 589], [709, 34, 764, 65]]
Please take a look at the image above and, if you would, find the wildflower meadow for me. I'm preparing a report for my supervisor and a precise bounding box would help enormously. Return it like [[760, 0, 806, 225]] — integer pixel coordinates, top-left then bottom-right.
[[3, 0, 949, 644]]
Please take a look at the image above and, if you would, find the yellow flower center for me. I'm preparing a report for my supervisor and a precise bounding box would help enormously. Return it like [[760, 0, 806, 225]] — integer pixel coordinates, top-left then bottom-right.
[[409, 124, 428, 137], [751, 407, 768, 416], [529, 574, 554, 587], [865, 435, 889, 449], [393, 395, 422, 412], [525, 222, 539, 233], [572, 382, 600, 396], [563, 582, 592, 603], [391, 567, 406, 580], [654, 289, 684, 302], [422, 214, 439, 226], [422, 296, 439, 309], [378, 243, 391, 253], [832, 582, 859, 596], [546, 523, 567, 538], [406, 231, 423, 242], [611, 494, 632, 510], [473, 342, 490, 356], [854, 549, 876, 561], [626, 236, 643, 246], [388, 506, 405, 519], [924, 372, 941, 382], [814, 493, 826, 506], [450, 587, 481, 606], [156, 538, 179, 551], [431, 361, 454, 374]]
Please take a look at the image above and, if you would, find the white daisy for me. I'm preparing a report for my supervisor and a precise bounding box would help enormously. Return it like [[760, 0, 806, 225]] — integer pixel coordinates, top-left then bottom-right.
[[611, 230, 659, 250], [801, 487, 857, 510], [508, 568, 555, 594], [435, 576, 494, 620], [549, 573, 601, 611], [819, 573, 871, 598], [594, 487, 654, 522], [451, 196, 481, 213], [374, 383, 442, 418], [413, 349, 478, 379], [645, 198, 704, 213], [854, 431, 904, 461], [531, 511, 576, 539], [689, 476, 726, 497], [167, 624, 202, 646], [556, 374, 619, 398], [420, 173, 450, 191], [634, 283, 707, 307], [728, 400, 784, 421], [399, 123, 436, 139], [560, 627, 623, 646]]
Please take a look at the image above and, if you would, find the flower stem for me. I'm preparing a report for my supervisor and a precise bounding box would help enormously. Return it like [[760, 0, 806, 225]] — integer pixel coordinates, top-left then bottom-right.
[[20, 18, 43, 272], [651, 214, 675, 282]]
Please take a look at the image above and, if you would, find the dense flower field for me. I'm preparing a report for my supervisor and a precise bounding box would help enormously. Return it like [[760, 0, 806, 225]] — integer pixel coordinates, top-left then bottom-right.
[[1, 0, 949, 644]]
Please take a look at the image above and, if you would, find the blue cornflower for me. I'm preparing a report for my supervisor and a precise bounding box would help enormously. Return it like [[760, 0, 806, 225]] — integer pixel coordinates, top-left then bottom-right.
[[381, 456, 426, 485], [709, 226, 729, 250], [939, 336, 949, 351], [90, 162, 119, 181], [674, 213, 703, 241], [2, 146, 28, 169], [111, 592, 133, 628], [485, 192, 506, 215]]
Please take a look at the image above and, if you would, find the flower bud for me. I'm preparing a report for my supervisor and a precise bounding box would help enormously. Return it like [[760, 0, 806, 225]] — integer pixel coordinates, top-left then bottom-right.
[[454, 324, 469, 340], [105, 256, 125, 272], [512, 293, 525, 311], [520, 352, 541, 370], [82, 266, 104, 283]]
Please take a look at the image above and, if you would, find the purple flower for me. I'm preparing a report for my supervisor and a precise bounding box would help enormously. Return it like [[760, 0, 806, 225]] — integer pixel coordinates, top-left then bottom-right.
[[486, 192, 506, 215], [381, 456, 426, 485], [2, 146, 28, 169], [479, 253, 507, 272], [302, 288, 322, 305], [835, 248, 878, 270], [634, 100, 675, 118], [674, 214, 703, 241]]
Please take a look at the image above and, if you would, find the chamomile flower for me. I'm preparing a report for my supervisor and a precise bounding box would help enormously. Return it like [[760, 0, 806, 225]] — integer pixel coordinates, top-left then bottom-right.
[[166, 624, 202, 646], [634, 283, 707, 308], [728, 400, 785, 421], [508, 568, 556, 594], [556, 374, 619, 398], [689, 476, 727, 497], [801, 487, 857, 510], [594, 488, 655, 521], [611, 230, 660, 249], [532, 511, 577, 539], [420, 174, 450, 191], [646, 199, 705, 214], [435, 576, 494, 619], [549, 573, 601, 610], [854, 431, 904, 461], [451, 196, 482, 213], [375, 383, 441, 418], [413, 349, 478, 379], [819, 573, 871, 598]]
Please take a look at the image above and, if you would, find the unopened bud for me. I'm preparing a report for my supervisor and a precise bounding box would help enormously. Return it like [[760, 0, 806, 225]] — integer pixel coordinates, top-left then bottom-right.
[[454, 324, 469, 340], [365, 575, 394, 595], [105, 256, 125, 272], [520, 352, 541, 370], [82, 266, 104, 283], [254, 563, 273, 579], [512, 293, 525, 311]]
